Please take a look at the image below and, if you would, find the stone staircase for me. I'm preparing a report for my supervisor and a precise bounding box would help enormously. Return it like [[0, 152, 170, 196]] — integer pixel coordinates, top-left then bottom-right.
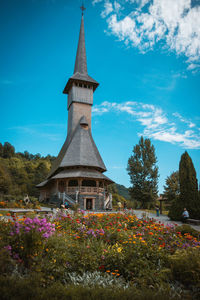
[[58, 192, 76, 206], [104, 193, 112, 210]]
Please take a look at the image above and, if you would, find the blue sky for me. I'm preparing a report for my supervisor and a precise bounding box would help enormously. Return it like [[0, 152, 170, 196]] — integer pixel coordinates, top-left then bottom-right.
[[0, 0, 200, 193]]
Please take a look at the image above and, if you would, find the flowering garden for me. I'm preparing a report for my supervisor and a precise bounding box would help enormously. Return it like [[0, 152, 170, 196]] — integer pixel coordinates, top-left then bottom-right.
[[1, 210, 200, 299]]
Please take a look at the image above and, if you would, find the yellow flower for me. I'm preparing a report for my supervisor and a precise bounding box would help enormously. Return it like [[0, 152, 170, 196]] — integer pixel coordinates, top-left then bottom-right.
[[117, 247, 122, 253]]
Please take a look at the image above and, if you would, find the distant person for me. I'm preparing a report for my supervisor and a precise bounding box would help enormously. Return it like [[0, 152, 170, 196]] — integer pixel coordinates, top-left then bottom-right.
[[64, 201, 69, 209], [118, 201, 122, 211], [155, 205, 160, 217], [182, 208, 189, 222]]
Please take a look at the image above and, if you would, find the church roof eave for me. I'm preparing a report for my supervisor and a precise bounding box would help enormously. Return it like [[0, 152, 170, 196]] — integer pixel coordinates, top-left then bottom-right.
[[51, 168, 114, 184], [63, 74, 99, 94]]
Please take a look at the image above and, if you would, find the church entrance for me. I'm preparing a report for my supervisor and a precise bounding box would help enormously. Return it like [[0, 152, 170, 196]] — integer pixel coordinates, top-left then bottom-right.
[[86, 198, 93, 210]]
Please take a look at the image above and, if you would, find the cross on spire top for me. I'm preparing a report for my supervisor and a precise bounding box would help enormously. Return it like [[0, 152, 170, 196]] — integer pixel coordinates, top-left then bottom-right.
[[80, 3, 86, 16]]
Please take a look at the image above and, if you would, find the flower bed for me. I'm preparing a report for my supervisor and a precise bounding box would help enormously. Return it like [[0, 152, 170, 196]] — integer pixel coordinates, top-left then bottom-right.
[[0, 211, 200, 299]]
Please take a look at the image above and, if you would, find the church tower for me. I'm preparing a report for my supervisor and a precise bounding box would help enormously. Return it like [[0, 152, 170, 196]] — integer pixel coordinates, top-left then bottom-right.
[[63, 11, 98, 137], [37, 7, 113, 210]]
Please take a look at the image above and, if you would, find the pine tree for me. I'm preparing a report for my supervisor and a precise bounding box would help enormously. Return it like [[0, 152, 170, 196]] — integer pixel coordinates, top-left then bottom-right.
[[127, 137, 158, 208], [163, 171, 180, 202]]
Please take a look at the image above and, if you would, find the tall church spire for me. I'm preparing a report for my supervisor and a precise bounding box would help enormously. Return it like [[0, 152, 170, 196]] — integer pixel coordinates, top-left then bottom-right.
[[74, 14, 87, 75], [63, 6, 99, 94]]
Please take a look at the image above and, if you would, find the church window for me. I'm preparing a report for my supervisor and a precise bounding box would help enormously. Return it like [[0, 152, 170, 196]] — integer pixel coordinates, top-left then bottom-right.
[[68, 179, 78, 186], [82, 180, 96, 187]]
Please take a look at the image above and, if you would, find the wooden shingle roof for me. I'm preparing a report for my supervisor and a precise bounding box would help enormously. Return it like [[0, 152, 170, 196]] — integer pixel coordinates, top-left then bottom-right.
[[47, 116, 107, 178]]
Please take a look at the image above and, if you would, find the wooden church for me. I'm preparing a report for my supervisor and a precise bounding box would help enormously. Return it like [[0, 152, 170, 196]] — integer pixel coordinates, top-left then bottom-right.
[[37, 8, 113, 210]]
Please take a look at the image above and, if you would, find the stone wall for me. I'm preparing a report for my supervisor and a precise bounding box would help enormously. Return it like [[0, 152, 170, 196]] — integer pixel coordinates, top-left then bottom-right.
[[78, 194, 104, 211]]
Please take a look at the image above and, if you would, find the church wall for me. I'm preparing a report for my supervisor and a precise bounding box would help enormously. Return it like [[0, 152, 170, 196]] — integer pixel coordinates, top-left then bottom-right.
[[67, 102, 92, 135], [68, 85, 93, 108], [49, 181, 57, 195], [78, 194, 104, 210]]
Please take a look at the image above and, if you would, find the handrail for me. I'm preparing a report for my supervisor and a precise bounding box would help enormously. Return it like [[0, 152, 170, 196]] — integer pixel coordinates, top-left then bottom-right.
[[66, 186, 105, 194]]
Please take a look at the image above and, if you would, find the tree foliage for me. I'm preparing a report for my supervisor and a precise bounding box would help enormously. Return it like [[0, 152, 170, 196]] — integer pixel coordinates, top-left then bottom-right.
[[163, 171, 180, 202], [127, 137, 158, 208], [0, 142, 55, 198], [168, 151, 200, 220], [3, 142, 15, 158]]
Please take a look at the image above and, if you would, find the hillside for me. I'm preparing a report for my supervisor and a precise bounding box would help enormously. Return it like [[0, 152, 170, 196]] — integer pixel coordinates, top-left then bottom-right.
[[115, 183, 130, 200], [0, 142, 55, 198]]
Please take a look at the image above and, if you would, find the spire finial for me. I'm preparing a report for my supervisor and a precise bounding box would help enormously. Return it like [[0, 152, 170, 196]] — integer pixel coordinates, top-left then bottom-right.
[[80, 2, 86, 16]]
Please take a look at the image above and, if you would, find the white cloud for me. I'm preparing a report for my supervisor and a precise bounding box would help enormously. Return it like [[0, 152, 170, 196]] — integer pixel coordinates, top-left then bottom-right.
[[101, 1, 113, 18], [187, 63, 200, 70], [93, 0, 200, 70], [93, 101, 200, 149], [173, 112, 195, 128], [92, 0, 103, 5]]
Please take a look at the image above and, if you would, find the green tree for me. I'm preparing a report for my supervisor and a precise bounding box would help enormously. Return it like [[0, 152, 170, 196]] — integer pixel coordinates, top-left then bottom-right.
[[179, 151, 199, 218], [163, 171, 180, 202], [3, 142, 15, 158], [127, 137, 158, 208], [34, 161, 49, 185], [169, 152, 200, 220], [0, 143, 3, 157], [107, 184, 118, 194], [0, 164, 12, 194]]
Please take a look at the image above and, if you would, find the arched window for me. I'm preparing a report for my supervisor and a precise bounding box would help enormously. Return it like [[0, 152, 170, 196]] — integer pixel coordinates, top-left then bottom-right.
[[68, 179, 78, 187], [82, 180, 96, 187]]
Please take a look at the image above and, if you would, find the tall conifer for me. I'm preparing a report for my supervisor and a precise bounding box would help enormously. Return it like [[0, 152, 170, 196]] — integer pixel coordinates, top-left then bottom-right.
[[169, 151, 200, 220], [179, 151, 199, 218]]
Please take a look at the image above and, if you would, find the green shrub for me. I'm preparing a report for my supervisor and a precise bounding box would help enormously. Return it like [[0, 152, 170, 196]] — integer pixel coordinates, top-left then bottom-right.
[[169, 248, 200, 286], [0, 275, 180, 300], [168, 200, 183, 221]]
